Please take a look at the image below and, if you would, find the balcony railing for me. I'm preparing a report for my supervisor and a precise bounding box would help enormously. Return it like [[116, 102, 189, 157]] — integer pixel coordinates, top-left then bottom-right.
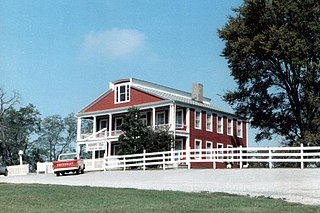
[[79, 128, 123, 141]]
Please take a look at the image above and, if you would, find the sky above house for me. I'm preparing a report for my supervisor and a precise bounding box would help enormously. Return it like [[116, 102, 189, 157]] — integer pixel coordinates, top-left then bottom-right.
[[0, 0, 276, 146]]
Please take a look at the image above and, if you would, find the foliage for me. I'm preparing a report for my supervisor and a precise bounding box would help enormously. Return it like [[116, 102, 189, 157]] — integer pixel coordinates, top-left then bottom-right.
[[0, 184, 318, 213], [219, 0, 320, 145], [35, 113, 77, 161], [119, 107, 173, 155], [0, 90, 41, 166]]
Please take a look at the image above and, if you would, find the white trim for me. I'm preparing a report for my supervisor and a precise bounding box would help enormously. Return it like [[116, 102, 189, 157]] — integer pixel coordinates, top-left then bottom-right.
[[206, 112, 212, 132], [206, 141, 213, 159], [114, 83, 130, 104], [227, 145, 233, 160], [237, 120, 243, 138], [176, 109, 184, 128], [217, 115, 223, 134], [217, 143, 223, 160], [194, 139, 202, 159], [114, 117, 123, 130], [156, 111, 166, 126], [227, 118, 233, 136], [194, 110, 202, 130]]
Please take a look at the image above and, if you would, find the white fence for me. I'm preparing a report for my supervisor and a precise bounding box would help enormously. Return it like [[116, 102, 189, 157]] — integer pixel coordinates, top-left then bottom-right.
[[105, 145, 320, 171], [7, 164, 29, 176]]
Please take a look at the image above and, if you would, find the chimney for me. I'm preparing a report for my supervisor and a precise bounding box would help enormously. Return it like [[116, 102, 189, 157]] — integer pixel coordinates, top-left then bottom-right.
[[192, 83, 203, 103]]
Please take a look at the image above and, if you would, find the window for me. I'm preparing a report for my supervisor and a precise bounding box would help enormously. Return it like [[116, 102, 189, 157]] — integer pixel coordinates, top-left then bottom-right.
[[115, 117, 123, 130], [156, 111, 165, 126], [227, 118, 233, 136], [99, 119, 108, 130], [115, 84, 130, 103], [206, 113, 212, 131], [140, 113, 147, 126], [176, 109, 183, 128], [237, 121, 243, 138], [217, 116, 223, 134], [217, 143, 223, 160], [195, 110, 201, 129], [227, 145, 233, 160], [206, 141, 213, 159], [195, 139, 202, 159]]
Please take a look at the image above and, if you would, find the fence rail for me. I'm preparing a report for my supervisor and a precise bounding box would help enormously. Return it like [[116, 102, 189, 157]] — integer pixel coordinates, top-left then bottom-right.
[[104, 144, 320, 171], [7, 164, 29, 176]]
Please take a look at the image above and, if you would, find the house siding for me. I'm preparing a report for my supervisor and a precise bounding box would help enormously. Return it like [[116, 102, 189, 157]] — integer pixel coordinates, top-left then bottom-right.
[[83, 88, 164, 113]]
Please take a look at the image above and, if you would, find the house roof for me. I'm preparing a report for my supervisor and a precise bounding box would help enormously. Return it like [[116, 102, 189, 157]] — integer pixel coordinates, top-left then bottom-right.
[[78, 78, 236, 116]]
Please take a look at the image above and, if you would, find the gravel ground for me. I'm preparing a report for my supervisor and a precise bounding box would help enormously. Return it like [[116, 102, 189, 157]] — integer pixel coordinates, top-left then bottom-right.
[[1, 169, 319, 205]]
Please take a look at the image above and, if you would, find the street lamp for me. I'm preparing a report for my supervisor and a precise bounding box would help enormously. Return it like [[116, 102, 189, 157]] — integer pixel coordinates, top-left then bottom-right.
[[18, 150, 23, 174]]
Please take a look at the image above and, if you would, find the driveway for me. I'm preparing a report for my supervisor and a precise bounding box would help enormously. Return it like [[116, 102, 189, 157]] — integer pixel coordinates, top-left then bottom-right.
[[1, 169, 319, 205]]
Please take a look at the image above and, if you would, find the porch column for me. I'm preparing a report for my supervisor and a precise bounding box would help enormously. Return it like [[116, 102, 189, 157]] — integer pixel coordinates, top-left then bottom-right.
[[186, 107, 190, 133], [108, 141, 111, 156], [152, 107, 156, 128], [93, 116, 97, 138], [108, 114, 112, 137], [170, 103, 176, 132], [77, 117, 82, 141]]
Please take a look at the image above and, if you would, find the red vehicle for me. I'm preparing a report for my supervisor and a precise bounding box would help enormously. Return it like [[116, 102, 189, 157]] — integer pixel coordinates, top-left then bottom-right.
[[52, 153, 85, 176]]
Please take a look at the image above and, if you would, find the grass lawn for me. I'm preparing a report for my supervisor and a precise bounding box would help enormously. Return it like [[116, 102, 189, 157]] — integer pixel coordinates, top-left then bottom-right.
[[0, 183, 319, 213]]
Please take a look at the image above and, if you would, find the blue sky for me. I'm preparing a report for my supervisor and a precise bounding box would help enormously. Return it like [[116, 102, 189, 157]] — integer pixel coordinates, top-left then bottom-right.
[[0, 0, 275, 146]]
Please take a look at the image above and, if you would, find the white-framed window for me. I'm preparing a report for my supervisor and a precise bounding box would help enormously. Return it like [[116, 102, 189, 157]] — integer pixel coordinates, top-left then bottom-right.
[[206, 113, 212, 131], [114, 117, 123, 130], [237, 120, 243, 138], [176, 109, 183, 128], [115, 84, 130, 104], [227, 118, 233, 136], [217, 116, 223, 134], [140, 113, 147, 126], [194, 139, 202, 159], [156, 111, 165, 126], [195, 110, 201, 129], [227, 145, 233, 160], [99, 119, 108, 130], [217, 143, 223, 160], [206, 141, 213, 159]]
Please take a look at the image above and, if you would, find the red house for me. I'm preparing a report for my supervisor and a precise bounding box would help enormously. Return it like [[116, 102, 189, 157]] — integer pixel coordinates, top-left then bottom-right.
[[76, 78, 248, 168]]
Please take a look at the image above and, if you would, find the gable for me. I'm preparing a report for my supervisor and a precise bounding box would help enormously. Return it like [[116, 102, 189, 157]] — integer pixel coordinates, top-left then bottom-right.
[[82, 87, 164, 113]]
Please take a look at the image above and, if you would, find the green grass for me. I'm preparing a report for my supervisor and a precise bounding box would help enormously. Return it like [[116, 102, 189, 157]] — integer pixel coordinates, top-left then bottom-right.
[[0, 183, 319, 213]]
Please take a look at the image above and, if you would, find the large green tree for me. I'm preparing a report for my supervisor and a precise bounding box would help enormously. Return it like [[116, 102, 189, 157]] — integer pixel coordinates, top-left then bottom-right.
[[219, 0, 320, 145], [36, 113, 77, 161], [119, 107, 173, 155], [0, 89, 41, 165]]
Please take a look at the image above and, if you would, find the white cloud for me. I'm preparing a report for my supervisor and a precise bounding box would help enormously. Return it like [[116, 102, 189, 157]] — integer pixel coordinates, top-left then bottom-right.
[[82, 28, 146, 59]]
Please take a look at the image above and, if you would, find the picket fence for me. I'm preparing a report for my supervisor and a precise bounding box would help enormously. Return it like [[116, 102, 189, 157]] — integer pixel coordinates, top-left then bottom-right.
[[104, 144, 320, 171]]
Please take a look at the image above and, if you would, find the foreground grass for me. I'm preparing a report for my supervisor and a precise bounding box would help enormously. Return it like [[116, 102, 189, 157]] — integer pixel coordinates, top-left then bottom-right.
[[0, 183, 319, 213]]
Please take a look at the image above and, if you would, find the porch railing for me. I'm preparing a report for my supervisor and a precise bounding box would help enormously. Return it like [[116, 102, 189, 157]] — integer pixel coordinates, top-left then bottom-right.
[[104, 144, 320, 171]]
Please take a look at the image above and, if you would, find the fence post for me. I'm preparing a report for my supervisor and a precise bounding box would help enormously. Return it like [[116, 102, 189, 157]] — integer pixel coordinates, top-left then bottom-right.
[[269, 149, 272, 169], [143, 150, 146, 171], [123, 157, 126, 171], [213, 148, 216, 170], [300, 143, 304, 169], [162, 153, 166, 170], [239, 146, 243, 169], [187, 146, 191, 169]]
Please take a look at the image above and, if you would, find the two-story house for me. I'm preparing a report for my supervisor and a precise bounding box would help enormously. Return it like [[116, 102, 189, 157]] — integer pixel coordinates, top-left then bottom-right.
[[76, 78, 247, 168]]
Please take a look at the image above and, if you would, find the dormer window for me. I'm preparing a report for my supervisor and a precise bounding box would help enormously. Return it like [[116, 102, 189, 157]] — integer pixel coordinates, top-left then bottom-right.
[[115, 83, 130, 104]]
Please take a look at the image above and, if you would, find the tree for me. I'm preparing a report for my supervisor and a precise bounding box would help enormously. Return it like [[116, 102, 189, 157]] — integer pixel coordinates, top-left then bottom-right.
[[119, 107, 173, 155], [218, 0, 320, 145], [35, 114, 77, 161]]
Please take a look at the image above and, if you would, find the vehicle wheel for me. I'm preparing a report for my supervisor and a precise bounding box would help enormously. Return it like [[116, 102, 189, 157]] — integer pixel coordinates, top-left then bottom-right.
[[4, 170, 8, 176], [80, 168, 84, 174], [55, 172, 60, 177], [75, 168, 80, 174]]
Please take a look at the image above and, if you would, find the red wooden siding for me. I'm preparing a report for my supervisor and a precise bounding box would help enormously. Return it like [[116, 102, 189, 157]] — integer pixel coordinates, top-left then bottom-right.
[[83, 88, 164, 113]]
